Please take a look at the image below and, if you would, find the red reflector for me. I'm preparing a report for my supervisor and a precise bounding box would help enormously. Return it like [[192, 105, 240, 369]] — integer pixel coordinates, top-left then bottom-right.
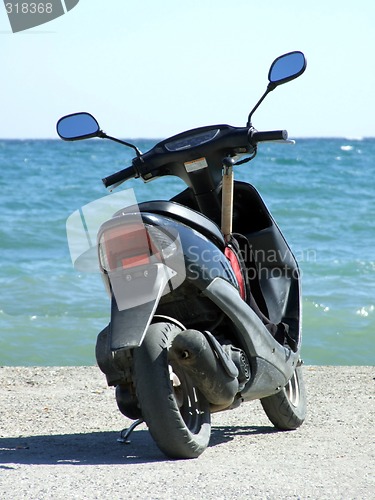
[[121, 254, 150, 269], [225, 246, 246, 299]]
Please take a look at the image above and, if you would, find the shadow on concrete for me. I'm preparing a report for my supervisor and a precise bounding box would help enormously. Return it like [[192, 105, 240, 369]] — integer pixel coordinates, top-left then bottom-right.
[[0, 424, 277, 465]]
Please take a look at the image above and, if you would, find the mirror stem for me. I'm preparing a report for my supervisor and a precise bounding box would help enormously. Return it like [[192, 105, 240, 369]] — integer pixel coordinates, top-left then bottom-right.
[[246, 83, 276, 127], [98, 131, 142, 157]]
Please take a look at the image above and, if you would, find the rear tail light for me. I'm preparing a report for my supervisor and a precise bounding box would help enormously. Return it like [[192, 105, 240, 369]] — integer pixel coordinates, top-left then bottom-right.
[[146, 225, 178, 259], [98, 221, 177, 272], [98, 223, 157, 272]]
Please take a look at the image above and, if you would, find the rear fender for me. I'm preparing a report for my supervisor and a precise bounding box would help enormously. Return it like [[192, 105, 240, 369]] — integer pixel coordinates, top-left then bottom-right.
[[109, 263, 175, 350]]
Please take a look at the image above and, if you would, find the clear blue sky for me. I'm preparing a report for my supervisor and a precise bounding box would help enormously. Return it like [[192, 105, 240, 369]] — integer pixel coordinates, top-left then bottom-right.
[[1, 1, 374, 139]]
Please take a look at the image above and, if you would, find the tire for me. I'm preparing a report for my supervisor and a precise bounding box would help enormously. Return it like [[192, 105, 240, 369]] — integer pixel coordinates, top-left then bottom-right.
[[260, 364, 306, 430], [133, 322, 211, 459]]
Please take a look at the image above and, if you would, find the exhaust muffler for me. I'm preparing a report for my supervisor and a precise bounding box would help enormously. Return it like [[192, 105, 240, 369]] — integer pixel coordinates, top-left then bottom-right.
[[169, 329, 242, 407]]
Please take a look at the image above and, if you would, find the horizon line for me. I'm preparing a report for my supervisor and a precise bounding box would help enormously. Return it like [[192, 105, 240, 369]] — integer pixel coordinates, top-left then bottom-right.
[[0, 135, 373, 141]]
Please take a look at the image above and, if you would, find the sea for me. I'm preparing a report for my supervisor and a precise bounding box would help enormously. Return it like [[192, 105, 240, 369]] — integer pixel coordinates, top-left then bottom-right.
[[0, 137, 374, 366]]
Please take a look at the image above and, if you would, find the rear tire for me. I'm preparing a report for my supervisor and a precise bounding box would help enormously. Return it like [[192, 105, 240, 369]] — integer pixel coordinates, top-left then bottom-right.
[[260, 364, 306, 430], [133, 322, 211, 459]]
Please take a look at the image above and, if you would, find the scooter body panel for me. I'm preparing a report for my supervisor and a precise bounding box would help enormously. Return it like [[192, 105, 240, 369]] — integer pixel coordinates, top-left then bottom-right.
[[232, 181, 302, 347], [202, 277, 299, 399]]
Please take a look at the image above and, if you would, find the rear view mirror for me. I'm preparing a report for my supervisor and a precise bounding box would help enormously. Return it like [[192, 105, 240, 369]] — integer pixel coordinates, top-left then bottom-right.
[[246, 50, 306, 126], [268, 51, 306, 87], [57, 112, 100, 141]]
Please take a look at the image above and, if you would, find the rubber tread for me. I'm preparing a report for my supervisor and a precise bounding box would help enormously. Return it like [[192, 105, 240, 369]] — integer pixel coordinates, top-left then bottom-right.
[[260, 364, 306, 430], [133, 322, 211, 458]]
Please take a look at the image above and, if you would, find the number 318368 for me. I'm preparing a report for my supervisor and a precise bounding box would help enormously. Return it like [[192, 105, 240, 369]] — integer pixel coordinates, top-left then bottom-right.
[[6, 3, 53, 14]]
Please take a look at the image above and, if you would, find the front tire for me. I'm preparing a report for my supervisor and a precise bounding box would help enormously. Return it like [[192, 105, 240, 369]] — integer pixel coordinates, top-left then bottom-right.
[[260, 363, 306, 430], [133, 322, 211, 459]]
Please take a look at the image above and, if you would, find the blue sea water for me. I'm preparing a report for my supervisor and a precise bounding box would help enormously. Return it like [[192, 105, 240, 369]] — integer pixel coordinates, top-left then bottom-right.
[[0, 137, 374, 366]]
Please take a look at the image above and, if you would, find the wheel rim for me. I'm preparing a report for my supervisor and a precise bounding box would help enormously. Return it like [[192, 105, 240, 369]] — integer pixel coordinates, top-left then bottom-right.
[[285, 370, 300, 408], [169, 363, 207, 433]]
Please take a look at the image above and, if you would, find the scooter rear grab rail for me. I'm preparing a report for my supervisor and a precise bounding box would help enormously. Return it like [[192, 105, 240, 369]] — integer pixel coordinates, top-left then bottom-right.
[[101, 127, 288, 189]]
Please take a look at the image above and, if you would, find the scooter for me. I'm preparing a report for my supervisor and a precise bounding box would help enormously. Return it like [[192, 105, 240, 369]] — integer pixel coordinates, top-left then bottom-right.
[[57, 50, 307, 459]]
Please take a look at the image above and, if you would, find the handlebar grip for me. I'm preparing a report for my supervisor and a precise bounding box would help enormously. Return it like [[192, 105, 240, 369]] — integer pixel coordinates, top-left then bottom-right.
[[250, 129, 288, 144], [102, 165, 136, 188]]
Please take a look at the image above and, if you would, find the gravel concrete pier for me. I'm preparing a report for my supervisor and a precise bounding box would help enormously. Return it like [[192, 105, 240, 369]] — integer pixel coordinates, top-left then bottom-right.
[[0, 365, 373, 499]]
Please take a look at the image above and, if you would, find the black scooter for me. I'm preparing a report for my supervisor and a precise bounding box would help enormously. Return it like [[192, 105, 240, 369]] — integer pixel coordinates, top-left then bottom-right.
[[57, 51, 307, 459]]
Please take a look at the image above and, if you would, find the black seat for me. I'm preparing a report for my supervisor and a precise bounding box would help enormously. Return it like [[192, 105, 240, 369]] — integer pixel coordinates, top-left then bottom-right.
[[136, 200, 225, 249]]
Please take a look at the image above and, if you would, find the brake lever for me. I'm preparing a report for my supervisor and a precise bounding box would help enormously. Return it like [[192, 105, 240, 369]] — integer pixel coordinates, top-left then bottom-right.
[[269, 139, 296, 144], [107, 179, 126, 192]]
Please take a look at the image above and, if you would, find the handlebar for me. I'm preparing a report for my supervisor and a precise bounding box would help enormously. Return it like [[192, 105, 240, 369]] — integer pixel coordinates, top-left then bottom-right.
[[102, 165, 136, 188], [249, 129, 288, 144], [102, 127, 289, 189]]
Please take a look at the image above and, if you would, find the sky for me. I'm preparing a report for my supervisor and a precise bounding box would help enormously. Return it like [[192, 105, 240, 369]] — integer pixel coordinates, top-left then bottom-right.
[[1, 0, 374, 139]]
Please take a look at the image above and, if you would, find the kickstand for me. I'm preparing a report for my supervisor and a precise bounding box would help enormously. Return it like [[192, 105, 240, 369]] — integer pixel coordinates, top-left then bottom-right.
[[117, 419, 144, 444]]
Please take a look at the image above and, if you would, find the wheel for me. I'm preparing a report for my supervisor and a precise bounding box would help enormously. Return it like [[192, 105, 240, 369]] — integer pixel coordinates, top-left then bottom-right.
[[260, 363, 306, 430], [133, 322, 211, 459]]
